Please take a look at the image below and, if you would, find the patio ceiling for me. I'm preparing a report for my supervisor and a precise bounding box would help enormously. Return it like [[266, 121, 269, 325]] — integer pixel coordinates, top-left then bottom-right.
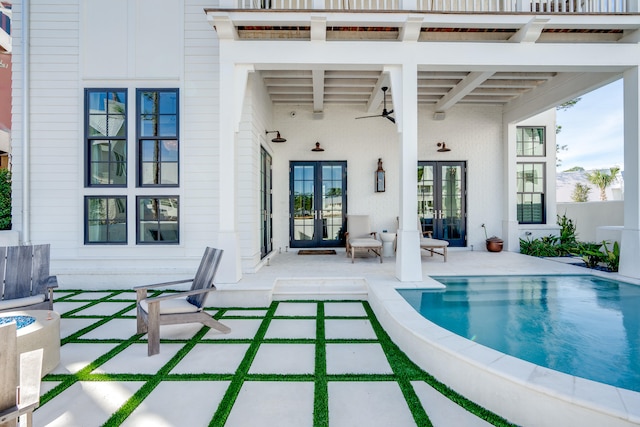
[[260, 69, 559, 112]]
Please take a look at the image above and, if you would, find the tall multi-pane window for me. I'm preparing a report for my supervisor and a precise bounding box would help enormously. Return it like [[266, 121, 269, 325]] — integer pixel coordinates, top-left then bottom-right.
[[517, 163, 545, 224], [84, 88, 181, 245], [137, 196, 179, 244], [86, 89, 127, 186], [516, 127, 545, 157], [137, 89, 179, 186], [85, 196, 127, 244]]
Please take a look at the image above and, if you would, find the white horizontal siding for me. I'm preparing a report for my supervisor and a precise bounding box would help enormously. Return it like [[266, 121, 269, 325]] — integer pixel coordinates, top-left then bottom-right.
[[18, 0, 81, 250], [182, 0, 221, 254]]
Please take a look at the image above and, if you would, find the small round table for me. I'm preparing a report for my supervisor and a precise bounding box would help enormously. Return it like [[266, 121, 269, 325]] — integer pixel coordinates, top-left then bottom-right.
[[0, 310, 60, 376]]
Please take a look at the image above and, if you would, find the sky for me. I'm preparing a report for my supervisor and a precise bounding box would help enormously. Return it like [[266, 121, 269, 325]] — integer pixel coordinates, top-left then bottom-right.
[[555, 79, 624, 172]]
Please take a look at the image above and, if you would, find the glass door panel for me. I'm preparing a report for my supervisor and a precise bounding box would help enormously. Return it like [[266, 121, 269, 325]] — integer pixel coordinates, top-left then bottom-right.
[[292, 165, 315, 243], [321, 165, 345, 243], [291, 161, 346, 248], [417, 164, 435, 237], [440, 164, 464, 243], [260, 148, 273, 258]]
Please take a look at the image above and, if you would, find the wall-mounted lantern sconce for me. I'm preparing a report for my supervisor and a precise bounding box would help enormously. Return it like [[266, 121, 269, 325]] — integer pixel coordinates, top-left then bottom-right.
[[311, 142, 324, 152], [266, 130, 287, 143], [437, 142, 451, 152], [375, 158, 385, 192]]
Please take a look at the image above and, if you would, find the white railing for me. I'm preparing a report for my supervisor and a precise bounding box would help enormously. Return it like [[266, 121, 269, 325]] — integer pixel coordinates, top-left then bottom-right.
[[229, 0, 634, 11]]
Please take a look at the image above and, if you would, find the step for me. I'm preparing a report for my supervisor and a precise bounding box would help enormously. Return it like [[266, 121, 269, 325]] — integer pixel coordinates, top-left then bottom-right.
[[272, 277, 368, 301]]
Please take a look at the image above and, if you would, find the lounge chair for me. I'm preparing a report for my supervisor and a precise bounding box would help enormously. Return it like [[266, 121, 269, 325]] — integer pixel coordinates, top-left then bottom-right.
[[135, 247, 231, 356], [418, 218, 448, 262], [345, 215, 382, 263], [0, 244, 58, 313]]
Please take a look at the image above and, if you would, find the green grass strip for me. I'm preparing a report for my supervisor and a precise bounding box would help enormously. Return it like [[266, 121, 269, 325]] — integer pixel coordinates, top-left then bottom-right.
[[40, 333, 143, 406], [361, 301, 432, 427], [103, 325, 213, 426], [61, 302, 137, 345], [313, 302, 328, 427], [208, 301, 279, 426], [363, 302, 516, 427]]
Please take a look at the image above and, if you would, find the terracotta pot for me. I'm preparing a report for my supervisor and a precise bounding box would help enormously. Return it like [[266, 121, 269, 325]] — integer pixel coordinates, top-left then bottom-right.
[[486, 238, 504, 252]]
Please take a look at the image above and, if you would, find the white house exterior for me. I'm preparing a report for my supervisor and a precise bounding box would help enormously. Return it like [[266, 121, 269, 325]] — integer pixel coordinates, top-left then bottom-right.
[[8, 0, 640, 287]]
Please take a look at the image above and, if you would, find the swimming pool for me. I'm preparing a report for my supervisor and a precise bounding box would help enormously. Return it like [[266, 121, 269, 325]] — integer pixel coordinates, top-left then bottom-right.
[[398, 275, 640, 393]]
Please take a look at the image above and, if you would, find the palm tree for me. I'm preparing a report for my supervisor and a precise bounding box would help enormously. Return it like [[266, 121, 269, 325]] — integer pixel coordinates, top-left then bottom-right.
[[585, 167, 620, 201]]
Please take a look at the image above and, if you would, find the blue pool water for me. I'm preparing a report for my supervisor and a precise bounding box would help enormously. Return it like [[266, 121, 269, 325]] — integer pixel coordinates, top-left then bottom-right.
[[398, 275, 640, 392]]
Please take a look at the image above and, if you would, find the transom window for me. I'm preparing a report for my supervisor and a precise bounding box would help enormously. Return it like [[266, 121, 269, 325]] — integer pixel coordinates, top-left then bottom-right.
[[137, 89, 179, 186], [85, 89, 127, 186], [517, 163, 545, 224], [517, 127, 546, 157]]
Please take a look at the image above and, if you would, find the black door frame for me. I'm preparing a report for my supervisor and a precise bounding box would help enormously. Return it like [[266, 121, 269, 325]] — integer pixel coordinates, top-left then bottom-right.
[[418, 161, 467, 247], [289, 161, 347, 248]]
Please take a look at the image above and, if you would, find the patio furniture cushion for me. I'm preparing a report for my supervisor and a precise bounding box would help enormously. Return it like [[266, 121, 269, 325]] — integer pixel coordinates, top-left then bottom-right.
[[139, 297, 200, 315], [0, 295, 46, 311], [420, 237, 449, 262], [350, 238, 382, 248]]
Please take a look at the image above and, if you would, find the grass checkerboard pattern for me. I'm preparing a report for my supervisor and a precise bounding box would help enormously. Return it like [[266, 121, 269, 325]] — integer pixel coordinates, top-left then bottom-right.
[[35, 290, 514, 426]]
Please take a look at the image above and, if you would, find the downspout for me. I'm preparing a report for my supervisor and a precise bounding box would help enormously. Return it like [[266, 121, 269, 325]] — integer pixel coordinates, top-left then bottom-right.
[[21, 0, 30, 244]]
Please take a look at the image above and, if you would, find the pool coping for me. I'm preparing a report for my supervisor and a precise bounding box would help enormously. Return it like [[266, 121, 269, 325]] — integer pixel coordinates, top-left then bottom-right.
[[367, 279, 640, 427]]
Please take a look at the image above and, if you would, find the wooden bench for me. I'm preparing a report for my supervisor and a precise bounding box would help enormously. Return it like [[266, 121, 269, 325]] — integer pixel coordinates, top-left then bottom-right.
[[0, 245, 58, 313]]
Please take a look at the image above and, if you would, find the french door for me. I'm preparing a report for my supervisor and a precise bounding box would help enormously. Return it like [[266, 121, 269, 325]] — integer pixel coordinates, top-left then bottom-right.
[[290, 161, 347, 248], [417, 161, 466, 247], [260, 148, 273, 258]]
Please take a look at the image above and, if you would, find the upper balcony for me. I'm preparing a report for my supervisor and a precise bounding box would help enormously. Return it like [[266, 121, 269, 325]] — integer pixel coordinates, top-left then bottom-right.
[[220, 0, 637, 13]]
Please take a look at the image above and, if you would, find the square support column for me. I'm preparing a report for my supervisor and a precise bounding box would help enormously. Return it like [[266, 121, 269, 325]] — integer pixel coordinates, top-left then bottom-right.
[[503, 122, 520, 251], [216, 59, 252, 284], [387, 64, 422, 282], [620, 66, 640, 279]]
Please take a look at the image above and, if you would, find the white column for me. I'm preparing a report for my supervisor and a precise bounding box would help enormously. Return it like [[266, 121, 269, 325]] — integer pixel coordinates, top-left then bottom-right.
[[388, 64, 422, 282], [216, 59, 252, 284], [619, 66, 640, 279], [503, 123, 519, 251]]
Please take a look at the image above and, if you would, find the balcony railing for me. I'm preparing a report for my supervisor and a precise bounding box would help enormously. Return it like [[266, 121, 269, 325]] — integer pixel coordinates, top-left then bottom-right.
[[225, 0, 636, 12]]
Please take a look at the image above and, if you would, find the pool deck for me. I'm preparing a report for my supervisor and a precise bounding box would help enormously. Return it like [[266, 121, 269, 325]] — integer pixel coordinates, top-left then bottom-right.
[[33, 249, 640, 426]]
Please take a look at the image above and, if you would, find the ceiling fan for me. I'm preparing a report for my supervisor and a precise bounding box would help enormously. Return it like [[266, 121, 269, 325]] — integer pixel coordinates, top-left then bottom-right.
[[356, 86, 395, 124]]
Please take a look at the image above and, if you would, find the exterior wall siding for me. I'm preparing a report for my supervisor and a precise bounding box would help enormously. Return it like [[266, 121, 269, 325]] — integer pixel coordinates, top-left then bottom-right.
[[9, 0, 558, 287]]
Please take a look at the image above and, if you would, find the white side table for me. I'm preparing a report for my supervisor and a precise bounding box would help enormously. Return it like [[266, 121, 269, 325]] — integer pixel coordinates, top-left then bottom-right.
[[380, 232, 396, 257]]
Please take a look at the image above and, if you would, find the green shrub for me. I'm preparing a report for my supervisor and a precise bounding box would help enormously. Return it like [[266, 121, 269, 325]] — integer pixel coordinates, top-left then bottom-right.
[[0, 169, 10, 230], [602, 240, 620, 272], [519, 214, 580, 258], [557, 213, 578, 246], [570, 242, 606, 269]]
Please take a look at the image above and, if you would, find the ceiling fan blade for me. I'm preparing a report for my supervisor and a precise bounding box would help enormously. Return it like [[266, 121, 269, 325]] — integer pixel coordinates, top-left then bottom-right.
[[386, 115, 396, 123], [355, 114, 383, 119], [386, 109, 393, 115]]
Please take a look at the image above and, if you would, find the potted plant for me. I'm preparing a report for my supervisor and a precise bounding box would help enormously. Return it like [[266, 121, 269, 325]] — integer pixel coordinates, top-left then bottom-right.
[[482, 224, 503, 252]]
